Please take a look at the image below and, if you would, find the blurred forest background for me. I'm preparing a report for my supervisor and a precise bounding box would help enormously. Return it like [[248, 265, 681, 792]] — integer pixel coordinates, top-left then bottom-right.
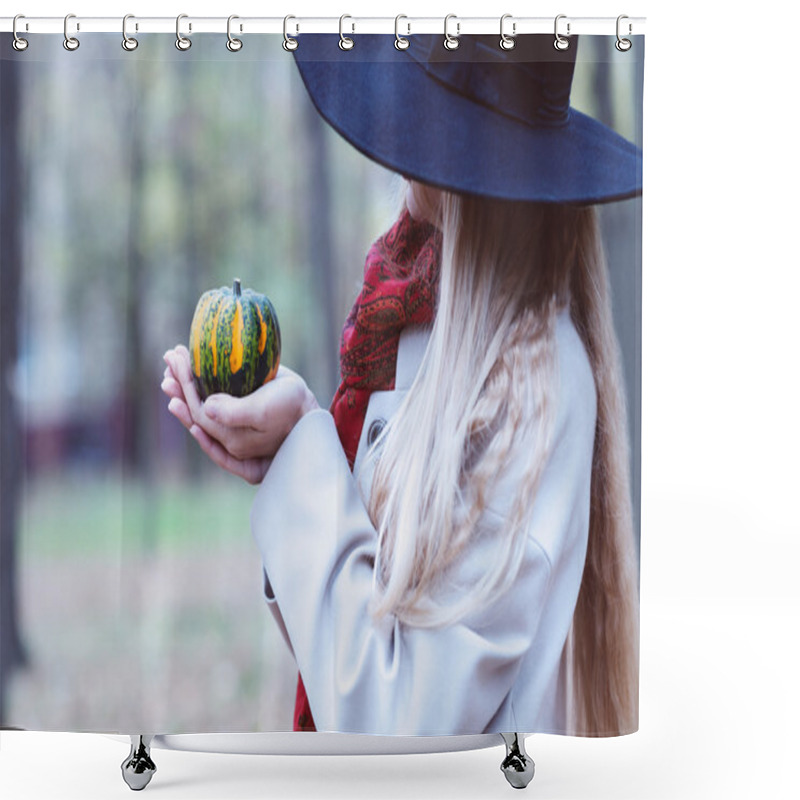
[[0, 33, 643, 732]]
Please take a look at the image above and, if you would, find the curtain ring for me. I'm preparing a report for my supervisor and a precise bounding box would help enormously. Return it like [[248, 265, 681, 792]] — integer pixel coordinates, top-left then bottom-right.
[[12, 14, 29, 52], [616, 15, 632, 52], [553, 14, 570, 51], [443, 14, 459, 51], [63, 13, 80, 51], [394, 14, 410, 50], [499, 14, 516, 50], [227, 15, 243, 52], [283, 15, 298, 51], [339, 14, 354, 50], [175, 13, 192, 51], [122, 14, 138, 51]]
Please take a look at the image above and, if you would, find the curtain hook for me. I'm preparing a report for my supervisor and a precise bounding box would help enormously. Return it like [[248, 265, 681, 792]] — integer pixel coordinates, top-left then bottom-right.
[[122, 14, 139, 52], [394, 14, 410, 50], [175, 13, 192, 51], [554, 14, 570, 51], [444, 13, 460, 51], [339, 14, 354, 50], [227, 15, 243, 52], [283, 15, 298, 51], [500, 13, 516, 51], [12, 14, 29, 52], [63, 13, 80, 51], [616, 15, 632, 51]]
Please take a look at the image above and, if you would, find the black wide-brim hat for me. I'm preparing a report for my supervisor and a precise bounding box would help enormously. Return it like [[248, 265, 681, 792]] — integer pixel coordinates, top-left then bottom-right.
[[293, 33, 642, 204]]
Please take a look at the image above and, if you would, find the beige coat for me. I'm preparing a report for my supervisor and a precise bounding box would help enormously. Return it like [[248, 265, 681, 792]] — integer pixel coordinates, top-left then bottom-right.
[[250, 306, 596, 735]]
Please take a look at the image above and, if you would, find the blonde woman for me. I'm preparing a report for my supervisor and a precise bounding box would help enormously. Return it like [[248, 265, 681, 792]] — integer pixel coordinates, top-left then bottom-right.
[[162, 34, 641, 744]]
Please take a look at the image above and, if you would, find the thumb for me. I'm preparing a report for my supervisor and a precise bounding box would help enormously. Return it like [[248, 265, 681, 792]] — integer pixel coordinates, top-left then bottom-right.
[[202, 392, 259, 428]]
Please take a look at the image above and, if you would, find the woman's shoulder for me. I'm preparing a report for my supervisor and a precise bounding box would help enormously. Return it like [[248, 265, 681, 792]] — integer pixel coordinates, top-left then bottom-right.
[[482, 306, 596, 553], [553, 305, 597, 441]]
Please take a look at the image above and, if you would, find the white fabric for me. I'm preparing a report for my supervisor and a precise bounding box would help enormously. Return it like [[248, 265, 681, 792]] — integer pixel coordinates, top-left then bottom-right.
[[250, 307, 596, 735]]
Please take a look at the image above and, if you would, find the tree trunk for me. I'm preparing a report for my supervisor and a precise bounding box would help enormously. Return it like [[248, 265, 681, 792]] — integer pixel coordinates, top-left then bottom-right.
[[176, 62, 205, 479], [302, 99, 339, 403], [121, 60, 151, 478], [0, 41, 31, 725]]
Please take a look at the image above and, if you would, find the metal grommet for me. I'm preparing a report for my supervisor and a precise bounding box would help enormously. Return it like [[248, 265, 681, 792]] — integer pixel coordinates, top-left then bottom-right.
[[444, 13, 459, 50], [394, 14, 410, 50], [615, 14, 632, 52], [63, 13, 80, 51], [339, 14, 354, 50], [122, 14, 138, 51], [499, 13, 515, 50], [226, 15, 243, 52], [367, 419, 386, 448], [553, 14, 570, 51], [283, 15, 298, 51], [175, 13, 192, 51], [12, 15, 29, 52]]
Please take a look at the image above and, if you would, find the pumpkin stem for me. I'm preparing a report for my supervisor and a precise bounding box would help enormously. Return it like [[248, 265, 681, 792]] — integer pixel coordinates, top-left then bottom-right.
[[233, 278, 242, 297]]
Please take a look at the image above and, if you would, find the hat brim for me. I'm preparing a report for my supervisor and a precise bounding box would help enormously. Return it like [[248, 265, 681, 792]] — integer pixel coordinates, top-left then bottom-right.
[[293, 34, 642, 205]]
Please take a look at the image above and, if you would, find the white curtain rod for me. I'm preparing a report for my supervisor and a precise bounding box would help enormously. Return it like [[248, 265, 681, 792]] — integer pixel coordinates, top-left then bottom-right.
[[0, 15, 646, 37]]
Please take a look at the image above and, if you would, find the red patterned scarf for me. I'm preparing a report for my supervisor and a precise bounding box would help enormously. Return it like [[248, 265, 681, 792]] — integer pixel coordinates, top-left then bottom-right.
[[293, 208, 442, 731]]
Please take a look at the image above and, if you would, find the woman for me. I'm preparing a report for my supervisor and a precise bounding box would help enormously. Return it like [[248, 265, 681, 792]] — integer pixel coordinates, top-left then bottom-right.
[[162, 33, 640, 737]]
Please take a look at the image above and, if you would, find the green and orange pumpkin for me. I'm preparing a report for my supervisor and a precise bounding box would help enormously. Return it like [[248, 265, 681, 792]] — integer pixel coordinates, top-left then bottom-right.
[[189, 279, 281, 400]]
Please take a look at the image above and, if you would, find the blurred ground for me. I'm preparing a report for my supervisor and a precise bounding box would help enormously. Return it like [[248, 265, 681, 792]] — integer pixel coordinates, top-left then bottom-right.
[[7, 475, 297, 733]]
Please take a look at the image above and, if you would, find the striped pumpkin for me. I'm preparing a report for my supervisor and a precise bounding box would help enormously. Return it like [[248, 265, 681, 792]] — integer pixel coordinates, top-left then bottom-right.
[[189, 279, 281, 400]]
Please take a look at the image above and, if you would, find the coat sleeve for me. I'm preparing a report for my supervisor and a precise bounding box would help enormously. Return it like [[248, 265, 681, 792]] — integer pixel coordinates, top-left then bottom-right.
[[250, 408, 555, 736]]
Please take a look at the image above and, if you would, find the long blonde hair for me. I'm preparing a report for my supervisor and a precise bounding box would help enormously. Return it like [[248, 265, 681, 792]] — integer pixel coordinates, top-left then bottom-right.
[[364, 180, 639, 735]]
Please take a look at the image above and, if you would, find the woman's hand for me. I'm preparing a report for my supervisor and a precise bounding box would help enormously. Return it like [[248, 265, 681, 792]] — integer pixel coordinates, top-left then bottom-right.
[[161, 345, 319, 485]]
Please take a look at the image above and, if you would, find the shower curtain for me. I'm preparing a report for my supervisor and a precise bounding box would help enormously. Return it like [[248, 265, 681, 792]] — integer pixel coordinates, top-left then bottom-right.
[[0, 25, 643, 739]]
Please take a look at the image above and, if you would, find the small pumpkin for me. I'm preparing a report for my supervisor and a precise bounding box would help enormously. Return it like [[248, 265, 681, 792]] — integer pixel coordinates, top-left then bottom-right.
[[189, 278, 281, 400]]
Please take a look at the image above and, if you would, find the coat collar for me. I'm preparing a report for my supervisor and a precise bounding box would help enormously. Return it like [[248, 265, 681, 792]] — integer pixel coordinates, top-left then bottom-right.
[[396, 325, 432, 390]]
